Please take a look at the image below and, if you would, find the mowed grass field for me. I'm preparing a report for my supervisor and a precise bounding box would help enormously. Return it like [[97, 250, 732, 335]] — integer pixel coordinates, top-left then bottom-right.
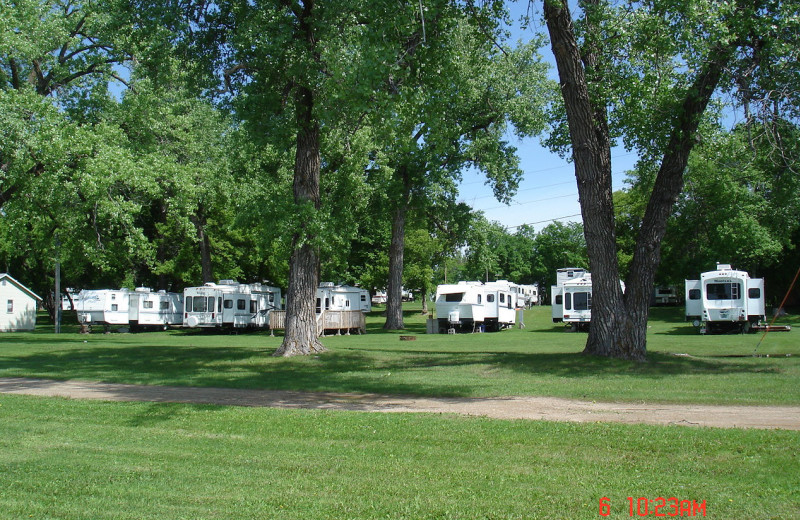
[[1, 304, 798, 405], [1, 305, 798, 519]]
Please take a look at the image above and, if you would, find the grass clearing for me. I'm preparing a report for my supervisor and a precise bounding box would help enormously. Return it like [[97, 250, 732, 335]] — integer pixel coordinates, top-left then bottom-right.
[[1, 394, 798, 519], [0, 305, 798, 405]]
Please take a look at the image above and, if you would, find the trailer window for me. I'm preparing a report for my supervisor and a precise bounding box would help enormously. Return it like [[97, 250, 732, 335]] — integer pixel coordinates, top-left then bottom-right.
[[208, 297, 215, 311], [325, 298, 330, 310], [192, 297, 206, 312], [185, 296, 192, 310], [748, 288, 761, 299], [477, 295, 482, 304], [345, 300, 350, 308], [218, 297, 222, 312], [250, 300, 257, 313], [445, 293, 464, 302], [486, 294, 495, 303], [361, 294, 366, 302], [160, 301, 169, 310], [316, 298, 321, 313], [564, 293, 571, 310], [6, 300, 12, 313], [706, 283, 741, 300], [143, 300, 153, 309], [224, 299, 233, 309], [555, 295, 562, 305], [237, 299, 246, 310], [573, 292, 590, 311], [499, 293, 505, 303], [111, 304, 118, 312], [688, 289, 701, 300]]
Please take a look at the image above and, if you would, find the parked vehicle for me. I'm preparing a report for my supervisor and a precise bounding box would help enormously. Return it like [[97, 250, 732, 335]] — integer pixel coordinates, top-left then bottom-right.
[[685, 264, 765, 334], [316, 283, 371, 314], [551, 268, 624, 331], [652, 285, 680, 305], [183, 280, 281, 329], [75, 287, 183, 331], [434, 281, 517, 333]]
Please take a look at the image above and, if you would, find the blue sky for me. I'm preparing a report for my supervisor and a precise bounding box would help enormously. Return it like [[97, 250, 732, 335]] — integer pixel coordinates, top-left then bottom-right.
[[455, 1, 638, 231]]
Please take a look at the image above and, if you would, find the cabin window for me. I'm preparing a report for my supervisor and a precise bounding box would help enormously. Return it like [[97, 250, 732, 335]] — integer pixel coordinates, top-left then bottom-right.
[[555, 295, 563, 305], [688, 289, 701, 300], [748, 288, 761, 299], [564, 293, 571, 310], [487, 294, 495, 303], [500, 294, 505, 303], [316, 298, 321, 313], [237, 299, 246, 310], [6, 300, 12, 313], [573, 292, 591, 311], [250, 300, 257, 313], [143, 300, 153, 309], [111, 304, 118, 312], [445, 293, 464, 302], [192, 297, 206, 312], [224, 299, 233, 309], [706, 282, 741, 300], [160, 301, 169, 310]]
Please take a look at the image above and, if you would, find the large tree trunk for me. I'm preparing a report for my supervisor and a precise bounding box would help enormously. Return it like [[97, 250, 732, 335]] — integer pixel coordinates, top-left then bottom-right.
[[544, 0, 737, 360], [384, 200, 407, 330], [274, 83, 325, 357]]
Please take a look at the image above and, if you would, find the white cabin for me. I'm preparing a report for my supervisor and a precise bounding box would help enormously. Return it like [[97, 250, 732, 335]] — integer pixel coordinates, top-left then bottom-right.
[[685, 264, 765, 334], [316, 283, 371, 314], [75, 287, 183, 331], [183, 280, 282, 329], [0, 273, 41, 332]]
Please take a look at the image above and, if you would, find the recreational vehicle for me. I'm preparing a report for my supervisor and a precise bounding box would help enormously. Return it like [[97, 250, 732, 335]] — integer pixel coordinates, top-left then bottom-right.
[[183, 280, 282, 329], [551, 269, 624, 330], [515, 284, 540, 307], [316, 283, 371, 314], [482, 281, 517, 331], [551, 267, 588, 323], [685, 264, 765, 334], [434, 281, 486, 333], [652, 286, 680, 305], [75, 287, 183, 331], [371, 291, 387, 305]]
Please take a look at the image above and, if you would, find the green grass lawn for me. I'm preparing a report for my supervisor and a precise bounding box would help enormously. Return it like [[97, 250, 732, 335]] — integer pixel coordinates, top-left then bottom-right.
[[0, 305, 798, 405], [1, 394, 798, 520]]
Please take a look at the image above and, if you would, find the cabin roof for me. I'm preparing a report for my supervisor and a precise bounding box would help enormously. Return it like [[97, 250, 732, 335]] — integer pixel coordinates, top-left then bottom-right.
[[0, 273, 43, 301]]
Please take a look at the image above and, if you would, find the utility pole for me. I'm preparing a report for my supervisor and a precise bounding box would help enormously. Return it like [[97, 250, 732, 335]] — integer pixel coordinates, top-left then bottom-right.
[[54, 233, 61, 334]]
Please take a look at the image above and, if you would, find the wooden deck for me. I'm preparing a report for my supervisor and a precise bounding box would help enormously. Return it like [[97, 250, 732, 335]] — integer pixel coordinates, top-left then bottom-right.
[[269, 310, 366, 336]]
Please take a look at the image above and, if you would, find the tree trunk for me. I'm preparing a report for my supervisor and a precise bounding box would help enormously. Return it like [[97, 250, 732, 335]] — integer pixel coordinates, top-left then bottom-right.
[[274, 83, 325, 357], [384, 199, 407, 330], [421, 288, 429, 314], [544, 0, 737, 360]]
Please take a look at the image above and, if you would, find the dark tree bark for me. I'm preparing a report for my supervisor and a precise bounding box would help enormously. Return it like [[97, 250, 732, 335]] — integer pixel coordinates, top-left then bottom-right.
[[274, 83, 326, 356], [543, 0, 736, 360], [190, 207, 214, 284], [384, 182, 410, 330]]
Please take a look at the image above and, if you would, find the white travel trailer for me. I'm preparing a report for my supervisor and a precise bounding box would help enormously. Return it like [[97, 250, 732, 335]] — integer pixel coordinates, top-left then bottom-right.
[[482, 281, 517, 331], [183, 280, 282, 329], [512, 283, 540, 307], [0, 273, 42, 332], [435, 281, 486, 333], [316, 283, 371, 314], [75, 287, 183, 331], [551, 267, 588, 323], [371, 291, 387, 305], [685, 264, 765, 334], [551, 270, 624, 330]]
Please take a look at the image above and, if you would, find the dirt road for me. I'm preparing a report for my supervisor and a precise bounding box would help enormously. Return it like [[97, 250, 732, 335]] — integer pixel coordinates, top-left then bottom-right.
[[1, 377, 798, 430]]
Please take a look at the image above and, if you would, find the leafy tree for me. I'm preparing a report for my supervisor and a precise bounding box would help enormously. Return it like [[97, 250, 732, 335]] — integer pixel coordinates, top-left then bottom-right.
[[541, 0, 799, 359], [372, 3, 552, 329]]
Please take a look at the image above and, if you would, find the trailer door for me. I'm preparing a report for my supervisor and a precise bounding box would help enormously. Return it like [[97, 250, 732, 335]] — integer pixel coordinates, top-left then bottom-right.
[[746, 278, 766, 319], [685, 280, 702, 321]]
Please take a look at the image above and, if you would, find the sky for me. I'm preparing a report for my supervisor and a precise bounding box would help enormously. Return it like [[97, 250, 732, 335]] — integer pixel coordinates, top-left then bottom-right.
[[455, 1, 639, 232]]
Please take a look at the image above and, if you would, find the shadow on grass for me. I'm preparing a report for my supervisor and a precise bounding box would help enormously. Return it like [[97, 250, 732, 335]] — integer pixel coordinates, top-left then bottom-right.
[[0, 340, 781, 398]]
